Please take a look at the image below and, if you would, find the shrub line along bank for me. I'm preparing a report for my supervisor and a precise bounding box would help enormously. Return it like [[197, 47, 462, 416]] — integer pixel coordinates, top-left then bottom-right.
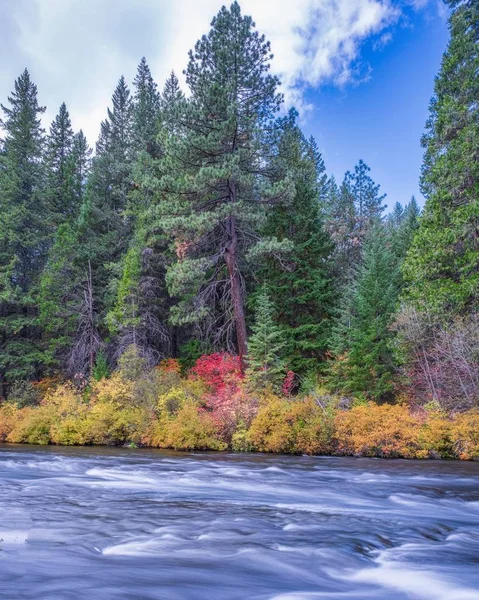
[[1, 353, 478, 461]]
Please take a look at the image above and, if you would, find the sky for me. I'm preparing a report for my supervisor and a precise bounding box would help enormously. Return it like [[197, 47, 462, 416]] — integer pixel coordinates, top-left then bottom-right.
[[0, 0, 449, 209]]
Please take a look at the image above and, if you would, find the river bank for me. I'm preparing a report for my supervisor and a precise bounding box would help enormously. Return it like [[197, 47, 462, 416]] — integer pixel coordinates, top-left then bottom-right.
[[1, 386, 478, 460]]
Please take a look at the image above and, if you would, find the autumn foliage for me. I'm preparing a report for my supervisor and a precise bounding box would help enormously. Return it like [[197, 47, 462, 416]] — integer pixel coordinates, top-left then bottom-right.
[[0, 351, 478, 460]]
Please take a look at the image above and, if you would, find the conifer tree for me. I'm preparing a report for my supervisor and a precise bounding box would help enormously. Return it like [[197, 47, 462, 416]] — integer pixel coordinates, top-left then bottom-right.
[[106, 229, 171, 365], [161, 71, 183, 110], [81, 77, 134, 312], [39, 79, 134, 375], [347, 159, 386, 225], [246, 287, 286, 390], [403, 0, 479, 316], [45, 102, 75, 223], [132, 57, 161, 156], [260, 117, 335, 375], [160, 71, 184, 134], [330, 225, 400, 400], [70, 130, 91, 205], [388, 197, 420, 263], [156, 2, 293, 368], [0, 69, 47, 389], [325, 160, 385, 286]]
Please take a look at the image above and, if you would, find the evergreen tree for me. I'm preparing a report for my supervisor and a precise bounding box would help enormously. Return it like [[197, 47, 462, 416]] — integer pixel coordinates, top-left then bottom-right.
[[106, 228, 170, 365], [132, 57, 161, 156], [325, 160, 385, 286], [246, 287, 286, 390], [82, 77, 134, 313], [347, 159, 386, 224], [161, 71, 183, 109], [260, 117, 335, 375], [403, 0, 479, 315], [155, 2, 293, 368], [388, 197, 420, 263], [330, 224, 400, 400], [39, 79, 133, 376], [45, 102, 75, 223], [324, 176, 358, 285], [70, 130, 91, 205], [160, 71, 184, 134], [0, 69, 47, 389]]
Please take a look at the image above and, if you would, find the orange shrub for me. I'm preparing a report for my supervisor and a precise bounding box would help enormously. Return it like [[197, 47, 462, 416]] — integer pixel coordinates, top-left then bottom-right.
[[451, 410, 479, 460], [0, 403, 19, 441], [157, 358, 181, 374], [334, 403, 423, 458]]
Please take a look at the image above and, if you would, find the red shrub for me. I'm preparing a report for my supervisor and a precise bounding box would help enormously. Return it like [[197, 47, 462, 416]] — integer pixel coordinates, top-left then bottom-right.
[[282, 371, 295, 397], [189, 353, 243, 393]]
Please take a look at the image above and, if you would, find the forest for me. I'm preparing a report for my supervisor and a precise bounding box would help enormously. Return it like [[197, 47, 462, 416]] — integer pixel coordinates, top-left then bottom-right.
[[0, 0, 478, 459]]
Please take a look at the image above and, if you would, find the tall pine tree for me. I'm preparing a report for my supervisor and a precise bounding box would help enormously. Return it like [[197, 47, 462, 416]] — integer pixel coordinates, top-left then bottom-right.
[[259, 115, 335, 375], [330, 224, 400, 401], [403, 0, 479, 315], [45, 102, 75, 224], [0, 70, 47, 389], [132, 57, 161, 156], [155, 2, 293, 369]]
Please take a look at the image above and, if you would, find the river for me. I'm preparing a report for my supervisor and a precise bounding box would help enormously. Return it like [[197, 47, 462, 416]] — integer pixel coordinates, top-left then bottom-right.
[[0, 445, 478, 600]]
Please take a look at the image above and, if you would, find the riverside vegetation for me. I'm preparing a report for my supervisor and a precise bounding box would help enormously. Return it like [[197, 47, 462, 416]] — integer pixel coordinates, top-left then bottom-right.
[[1, 1, 478, 459]]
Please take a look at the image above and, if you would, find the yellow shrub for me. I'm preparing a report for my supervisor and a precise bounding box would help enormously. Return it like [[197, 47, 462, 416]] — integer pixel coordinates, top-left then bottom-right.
[[451, 410, 479, 460], [334, 403, 423, 458], [418, 410, 454, 459], [248, 396, 333, 454], [90, 373, 134, 407], [248, 395, 293, 453], [291, 398, 334, 455], [157, 379, 206, 417], [83, 402, 149, 446], [50, 416, 88, 445], [150, 401, 226, 451], [7, 405, 56, 445], [0, 403, 20, 441]]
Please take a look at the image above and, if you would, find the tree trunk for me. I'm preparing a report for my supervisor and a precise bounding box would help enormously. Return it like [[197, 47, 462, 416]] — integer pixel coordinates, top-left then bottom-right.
[[224, 215, 248, 373]]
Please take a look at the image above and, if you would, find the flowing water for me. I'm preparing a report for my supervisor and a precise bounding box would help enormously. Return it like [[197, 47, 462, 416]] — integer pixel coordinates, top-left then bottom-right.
[[1, 445, 478, 600]]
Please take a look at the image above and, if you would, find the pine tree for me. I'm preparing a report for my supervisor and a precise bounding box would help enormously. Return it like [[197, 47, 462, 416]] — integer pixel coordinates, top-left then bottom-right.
[[108, 62, 173, 363], [132, 57, 161, 156], [161, 71, 183, 109], [70, 130, 91, 205], [155, 2, 293, 368], [324, 176, 358, 285], [347, 159, 386, 224], [330, 224, 400, 400], [160, 71, 184, 134], [325, 160, 385, 286], [246, 287, 286, 390], [259, 117, 335, 375], [39, 79, 134, 377], [106, 229, 170, 365], [388, 197, 420, 263], [45, 102, 75, 223], [83, 77, 134, 313], [0, 69, 47, 389], [403, 0, 479, 316]]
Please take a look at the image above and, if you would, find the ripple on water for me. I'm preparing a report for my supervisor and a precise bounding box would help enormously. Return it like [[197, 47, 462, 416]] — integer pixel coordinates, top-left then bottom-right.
[[0, 446, 478, 600]]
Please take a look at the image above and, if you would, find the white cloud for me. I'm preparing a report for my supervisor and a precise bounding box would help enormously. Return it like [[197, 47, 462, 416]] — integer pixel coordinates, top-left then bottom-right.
[[0, 0, 431, 145]]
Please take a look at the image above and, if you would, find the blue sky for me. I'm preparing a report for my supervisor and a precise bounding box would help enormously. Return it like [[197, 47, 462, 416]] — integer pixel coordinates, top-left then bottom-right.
[[302, 4, 448, 208], [0, 0, 449, 210]]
